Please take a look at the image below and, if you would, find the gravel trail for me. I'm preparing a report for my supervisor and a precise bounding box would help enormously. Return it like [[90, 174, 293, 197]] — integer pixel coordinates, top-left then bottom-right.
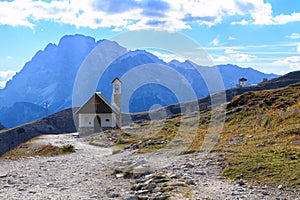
[[0, 133, 299, 200]]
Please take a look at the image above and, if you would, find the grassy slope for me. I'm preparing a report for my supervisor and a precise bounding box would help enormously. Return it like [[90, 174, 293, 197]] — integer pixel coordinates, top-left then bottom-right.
[[114, 82, 300, 188], [218, 83, 300, 188]]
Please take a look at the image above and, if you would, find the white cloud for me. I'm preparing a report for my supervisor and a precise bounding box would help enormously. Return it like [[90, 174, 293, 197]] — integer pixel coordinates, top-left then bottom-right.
[[228, 36, 237, 41], [297, 45, 300, 53], [231, 19, 249, 25], [0, 81, 6, 89], [286, 33, 300, 39], [234, 53, 254, 62], [0, 69, 19, 88], [225, 49, 239, 54], [0, 0, 299, 30], [272, 56, 300, 70], [213, 55, 230, 62], [211, 37, 219, 46], [151, 51, 185, 63], [223, 49, 255, 62], [273, 12, 300, 25], [290, 63, 300, 69], [0, 70, 18, 79]]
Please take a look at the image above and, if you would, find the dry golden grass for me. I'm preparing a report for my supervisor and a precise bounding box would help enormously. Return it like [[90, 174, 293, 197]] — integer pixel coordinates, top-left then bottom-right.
[[115, 82, 300, 187], [213, 83, 299, 188], [1, 137, 75, 160]]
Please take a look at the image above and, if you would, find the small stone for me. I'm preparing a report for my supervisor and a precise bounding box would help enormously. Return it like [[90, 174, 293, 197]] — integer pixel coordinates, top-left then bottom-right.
[[124, 145, 131, 150], [235, 174, 243, 179], [185, 179, 196, 185], [169, 173, 178, 179], [238, 180, 245, 186], [0, 174, 7, 178], [115, 173, 124, 178], [291, 140, 300, 145], [154, 193, 170, 200], [124, 196, 138, 200], [90, 194, 98, 198], [262, 191, 269, 195], [176, 182, 186, 187], [108, 192, 120, 198], [211, 136, 219, 142], [227, 137, 243, 143], [147, 182, 157, 191], [185, 162, 195, 168], [195, 171, 206, 175], [136, 195, 149, 200], [135, 190, 149, 195], [217, 157, 225, 162], [277, 184, 283, 189], [7, 179, 16, 185], [131, 144, 139, 150], [256, 143, 265, 148]]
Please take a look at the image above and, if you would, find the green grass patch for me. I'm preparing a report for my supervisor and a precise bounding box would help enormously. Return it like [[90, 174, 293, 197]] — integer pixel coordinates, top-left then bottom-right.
[[222, 147, 300, 187]]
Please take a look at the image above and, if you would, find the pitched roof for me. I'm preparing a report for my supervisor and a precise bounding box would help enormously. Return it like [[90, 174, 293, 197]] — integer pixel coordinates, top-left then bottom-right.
[[75, 92, 119, 114], [112, 77, 122, 83], [96, 92, 119, 113]]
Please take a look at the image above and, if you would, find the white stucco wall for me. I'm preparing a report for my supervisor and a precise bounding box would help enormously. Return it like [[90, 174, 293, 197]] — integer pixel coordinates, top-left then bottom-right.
[[79, 113, 116, 128], [240, 80, 248, 87]]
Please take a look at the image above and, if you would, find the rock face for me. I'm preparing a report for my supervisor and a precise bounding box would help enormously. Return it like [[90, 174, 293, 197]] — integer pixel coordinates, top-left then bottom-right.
[[0, 34, 278, 127]]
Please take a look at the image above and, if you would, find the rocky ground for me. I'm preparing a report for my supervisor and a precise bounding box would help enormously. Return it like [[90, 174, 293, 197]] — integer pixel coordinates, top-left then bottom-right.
[[0, 133, 299, 200]]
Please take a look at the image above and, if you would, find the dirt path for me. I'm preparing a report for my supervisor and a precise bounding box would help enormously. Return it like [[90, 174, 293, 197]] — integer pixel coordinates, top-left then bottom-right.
[[0, 133, 298, 200]]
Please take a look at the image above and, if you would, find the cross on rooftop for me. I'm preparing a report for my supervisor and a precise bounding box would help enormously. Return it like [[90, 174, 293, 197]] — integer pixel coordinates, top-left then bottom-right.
[[93, 100, 100, 111]]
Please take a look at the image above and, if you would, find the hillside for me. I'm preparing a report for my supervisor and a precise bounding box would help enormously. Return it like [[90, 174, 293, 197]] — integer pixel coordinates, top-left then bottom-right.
[[0, 102, 45, 128], [103, 82, 300, 188], [0, 108, 76, 156], [219, 83, 300, 187]]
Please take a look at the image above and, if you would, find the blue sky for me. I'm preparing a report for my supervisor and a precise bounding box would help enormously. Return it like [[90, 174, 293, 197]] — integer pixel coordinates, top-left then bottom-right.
[[0, 0, 300, 88]]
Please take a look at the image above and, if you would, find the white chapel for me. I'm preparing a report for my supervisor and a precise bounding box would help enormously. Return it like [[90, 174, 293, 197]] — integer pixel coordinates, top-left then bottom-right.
[[76, 77, 122, 134]]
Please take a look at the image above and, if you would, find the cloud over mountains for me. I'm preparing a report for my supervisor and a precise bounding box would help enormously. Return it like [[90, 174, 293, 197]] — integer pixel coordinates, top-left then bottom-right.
[[1, 0, 300, 30]]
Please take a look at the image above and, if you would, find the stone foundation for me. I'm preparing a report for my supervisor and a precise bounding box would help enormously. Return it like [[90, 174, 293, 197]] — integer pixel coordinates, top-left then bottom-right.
[[78, 127, 94, 137], [78, 127, 117, 137]]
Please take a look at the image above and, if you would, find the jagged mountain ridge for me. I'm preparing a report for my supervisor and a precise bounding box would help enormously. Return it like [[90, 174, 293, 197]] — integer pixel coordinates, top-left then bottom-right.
[[0, 34, 278, 127], [0, 34, 101, 110]]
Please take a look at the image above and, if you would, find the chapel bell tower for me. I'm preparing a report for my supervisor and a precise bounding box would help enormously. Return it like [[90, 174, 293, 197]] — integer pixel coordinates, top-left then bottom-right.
[[112, 77, 122, 128]]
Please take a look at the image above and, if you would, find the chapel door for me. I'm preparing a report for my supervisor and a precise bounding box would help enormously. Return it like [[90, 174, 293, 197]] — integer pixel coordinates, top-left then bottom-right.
[[94, 116, 102, 132]]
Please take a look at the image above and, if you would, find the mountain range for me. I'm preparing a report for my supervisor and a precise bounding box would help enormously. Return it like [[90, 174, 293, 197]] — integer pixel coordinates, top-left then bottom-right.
[[0, 34, 278, 127], [0, 122, 5, 130]]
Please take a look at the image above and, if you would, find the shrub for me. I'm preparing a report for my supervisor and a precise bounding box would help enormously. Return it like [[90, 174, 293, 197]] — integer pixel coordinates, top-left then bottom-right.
[[62, 144, 75, 153]]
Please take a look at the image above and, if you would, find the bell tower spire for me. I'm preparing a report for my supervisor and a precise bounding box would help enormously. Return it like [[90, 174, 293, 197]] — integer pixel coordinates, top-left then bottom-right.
[[112, 77, 122, 128]]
